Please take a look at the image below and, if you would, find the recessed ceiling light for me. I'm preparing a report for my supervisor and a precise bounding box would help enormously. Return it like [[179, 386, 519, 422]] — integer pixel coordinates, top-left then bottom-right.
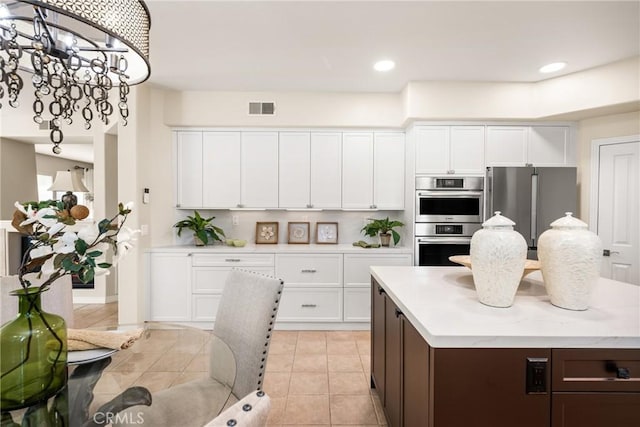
[[539, 62, 567, 74], [374, 60, 395, 72]]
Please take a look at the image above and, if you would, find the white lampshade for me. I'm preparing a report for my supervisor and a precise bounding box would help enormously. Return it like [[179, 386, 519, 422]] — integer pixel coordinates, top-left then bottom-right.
[[48, 171, 90, 193]]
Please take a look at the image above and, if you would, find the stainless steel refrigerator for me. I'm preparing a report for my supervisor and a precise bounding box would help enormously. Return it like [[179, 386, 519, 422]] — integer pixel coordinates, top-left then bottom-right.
[[486, 166, 577, 259]]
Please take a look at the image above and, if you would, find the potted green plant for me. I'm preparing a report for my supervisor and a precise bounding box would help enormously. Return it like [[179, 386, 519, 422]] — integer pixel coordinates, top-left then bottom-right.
[[173, 211, 225, 246], [361, 217, 405, 247]]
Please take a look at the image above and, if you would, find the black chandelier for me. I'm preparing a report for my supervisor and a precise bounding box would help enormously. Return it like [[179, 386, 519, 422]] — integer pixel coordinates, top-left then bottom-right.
[[0, 0, 150, 154]]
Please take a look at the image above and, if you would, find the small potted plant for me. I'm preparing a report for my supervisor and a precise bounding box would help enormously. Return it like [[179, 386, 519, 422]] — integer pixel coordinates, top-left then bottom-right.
[[173, 211, 225, 246], [361, 217, 405, 247]]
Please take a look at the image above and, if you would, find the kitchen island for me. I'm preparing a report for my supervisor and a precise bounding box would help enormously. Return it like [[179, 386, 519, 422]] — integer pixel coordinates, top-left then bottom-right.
[[370, 266, 640, 427]]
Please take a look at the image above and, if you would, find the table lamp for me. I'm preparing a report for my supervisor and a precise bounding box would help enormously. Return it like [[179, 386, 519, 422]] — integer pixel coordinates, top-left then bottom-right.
[[48, 170, 90, 211]]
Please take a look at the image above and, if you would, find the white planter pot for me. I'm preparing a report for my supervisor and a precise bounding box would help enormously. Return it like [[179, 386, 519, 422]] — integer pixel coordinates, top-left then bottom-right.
[[470, 211, 527, 308], [538, 212, 602, 311]]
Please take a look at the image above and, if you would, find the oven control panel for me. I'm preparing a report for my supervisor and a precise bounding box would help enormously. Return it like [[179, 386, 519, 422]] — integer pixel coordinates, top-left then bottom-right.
[[416, 223, 481, 237]]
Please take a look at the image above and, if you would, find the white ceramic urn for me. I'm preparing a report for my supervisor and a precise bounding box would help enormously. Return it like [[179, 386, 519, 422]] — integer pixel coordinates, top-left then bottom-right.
[[470, 211, 527, 308], [537, 212, 602, 311]]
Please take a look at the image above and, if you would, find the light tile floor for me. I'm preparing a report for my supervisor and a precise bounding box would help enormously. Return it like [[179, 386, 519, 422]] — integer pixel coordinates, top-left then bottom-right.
[[73, 303, 387, 426]]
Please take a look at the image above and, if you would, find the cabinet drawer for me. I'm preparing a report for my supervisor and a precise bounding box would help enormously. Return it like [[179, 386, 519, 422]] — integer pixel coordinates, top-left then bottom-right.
[[191, 253, 274, 267], [552, 349, 640, 392], [192, 294, 222, 321], [344, 254, 411, 286], [276, 254, 342, 287], [192, 267, 274, 293], [277, 288, 342, 322], [343, 287, 370, 322]]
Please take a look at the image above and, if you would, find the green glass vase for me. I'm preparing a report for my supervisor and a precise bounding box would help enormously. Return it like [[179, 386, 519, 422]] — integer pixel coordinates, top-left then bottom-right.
[[0, 287, 67, 411]]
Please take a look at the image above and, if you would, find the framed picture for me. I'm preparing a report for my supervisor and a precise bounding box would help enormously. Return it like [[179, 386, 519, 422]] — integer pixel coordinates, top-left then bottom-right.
[[316, 222, 338, 244], [256, 222, 279, 244], [287, 222, 310, 244]]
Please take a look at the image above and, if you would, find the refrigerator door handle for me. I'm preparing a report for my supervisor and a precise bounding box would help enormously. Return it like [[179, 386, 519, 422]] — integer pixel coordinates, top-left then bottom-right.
[[531, 173, 538, 246]]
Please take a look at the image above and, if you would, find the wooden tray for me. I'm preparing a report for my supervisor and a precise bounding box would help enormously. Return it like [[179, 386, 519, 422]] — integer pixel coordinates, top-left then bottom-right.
[[448, 255, 541, 277]]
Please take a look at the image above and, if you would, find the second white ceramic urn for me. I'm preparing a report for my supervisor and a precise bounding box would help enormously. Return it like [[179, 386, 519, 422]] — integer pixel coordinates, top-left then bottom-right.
[[470, 211, 527, 308], [537, 212, 602, 311]]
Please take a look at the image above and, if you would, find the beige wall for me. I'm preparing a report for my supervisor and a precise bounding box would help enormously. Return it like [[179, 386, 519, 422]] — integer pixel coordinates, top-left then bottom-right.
[[35, 154, 92, 178], [0, 139, 38, 219], [576, 110, 640, 223]]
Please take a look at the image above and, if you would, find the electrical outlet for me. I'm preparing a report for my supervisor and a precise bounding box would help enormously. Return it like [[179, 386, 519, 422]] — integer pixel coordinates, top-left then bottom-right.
[[363, 217, 370, 226], [232, 215, 239, 226], [140, 224, 149, 236]]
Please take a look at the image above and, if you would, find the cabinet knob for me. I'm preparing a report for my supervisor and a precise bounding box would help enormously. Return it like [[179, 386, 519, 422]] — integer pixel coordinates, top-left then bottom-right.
[[237, 203, 244, 208], [306, 204, 313, 208], [394, 308, 402, 318], [301, 304, 317, 308], [606, 361, 631, 379], [447, 169, 455, 174], [301, 269, 317, 273], [225, 258, 241, 262], [377, 286, 385, 295]]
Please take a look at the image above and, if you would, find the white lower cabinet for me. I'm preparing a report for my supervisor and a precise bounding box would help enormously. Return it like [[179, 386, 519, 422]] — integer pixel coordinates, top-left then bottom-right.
[[149, 253, 192, 321], [343, 288, 371, 322], [343, 254, 412, 322], [149, 250, 411, 326], [276, 253, 343, 323]]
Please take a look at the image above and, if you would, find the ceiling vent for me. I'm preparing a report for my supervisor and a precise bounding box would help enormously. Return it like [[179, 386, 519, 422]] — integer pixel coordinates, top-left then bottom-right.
[[249, 102, 275, 116]]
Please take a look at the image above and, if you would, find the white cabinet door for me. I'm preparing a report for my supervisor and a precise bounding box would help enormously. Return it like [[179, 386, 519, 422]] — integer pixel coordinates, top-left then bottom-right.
[[485, 126, 528, 166], [176, 131, 203, 208], [149, 253, 191, 321], [450, 126, 485, 174], [203, 132, 241, 208], [343, 254, 411, 322], [241, 132, 279, 208], [310, 132, 342, 209], [342, 132, 374, 209], [528, 126, 571, 166], [415, 126, 449, 174], [279, 132, 311, 208], [374, 132, 405, 210]]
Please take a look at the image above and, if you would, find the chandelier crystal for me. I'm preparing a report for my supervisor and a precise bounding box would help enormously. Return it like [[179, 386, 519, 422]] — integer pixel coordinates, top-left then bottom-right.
[[0, 0, 151, 154]]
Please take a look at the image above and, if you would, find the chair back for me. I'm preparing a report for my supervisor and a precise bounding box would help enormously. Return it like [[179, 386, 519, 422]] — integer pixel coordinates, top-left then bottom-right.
[[212, 269, 283, 398], [1, 274, 75, 327]]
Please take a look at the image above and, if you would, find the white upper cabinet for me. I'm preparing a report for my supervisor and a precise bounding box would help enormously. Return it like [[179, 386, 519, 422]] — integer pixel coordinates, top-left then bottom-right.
[[279, 132, 311, 208], [279, 132, 342, 209], [176, 131, 204, 208], [342, 132, 405, 210], [486, 126, 574, 167], [310, 133, 342, 209], [527, 126, 572, 166], [449, 126, 485, 174], [203, 132, 241, 208], [241, 132, 279, 208], [342, 132, 374, 209], [415, 126, 485, 174], [374, 132, 405, 209]]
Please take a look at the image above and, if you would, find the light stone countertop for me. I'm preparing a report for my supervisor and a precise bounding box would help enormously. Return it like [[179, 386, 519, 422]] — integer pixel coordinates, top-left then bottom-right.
[[370, 266, 640, 349], [148, 243, 413, 254]]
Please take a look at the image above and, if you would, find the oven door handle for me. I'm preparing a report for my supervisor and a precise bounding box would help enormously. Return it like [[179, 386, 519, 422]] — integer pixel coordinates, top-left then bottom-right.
[[417, 191, 484, 197], [416, 238, 472, 244]]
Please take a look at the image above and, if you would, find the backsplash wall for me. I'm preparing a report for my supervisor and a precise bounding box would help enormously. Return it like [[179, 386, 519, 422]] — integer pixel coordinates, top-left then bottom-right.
[[172, 210, 411, 247]]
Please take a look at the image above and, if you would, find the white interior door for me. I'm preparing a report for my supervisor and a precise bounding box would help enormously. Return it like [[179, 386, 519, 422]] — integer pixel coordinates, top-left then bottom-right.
[[595, 139, 639, 284]]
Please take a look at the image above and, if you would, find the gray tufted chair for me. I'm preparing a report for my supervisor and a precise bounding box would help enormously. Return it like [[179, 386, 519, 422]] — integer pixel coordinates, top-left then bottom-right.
[[204, 390, 271, 427], [116, 269, 283, 427]]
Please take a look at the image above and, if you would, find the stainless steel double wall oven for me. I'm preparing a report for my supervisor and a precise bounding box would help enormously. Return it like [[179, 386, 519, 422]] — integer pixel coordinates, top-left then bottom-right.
[[415, 176, 483, 266]]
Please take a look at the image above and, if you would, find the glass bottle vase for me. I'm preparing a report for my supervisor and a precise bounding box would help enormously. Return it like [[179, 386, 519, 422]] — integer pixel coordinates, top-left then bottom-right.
[[0, 287, 67, 411]]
